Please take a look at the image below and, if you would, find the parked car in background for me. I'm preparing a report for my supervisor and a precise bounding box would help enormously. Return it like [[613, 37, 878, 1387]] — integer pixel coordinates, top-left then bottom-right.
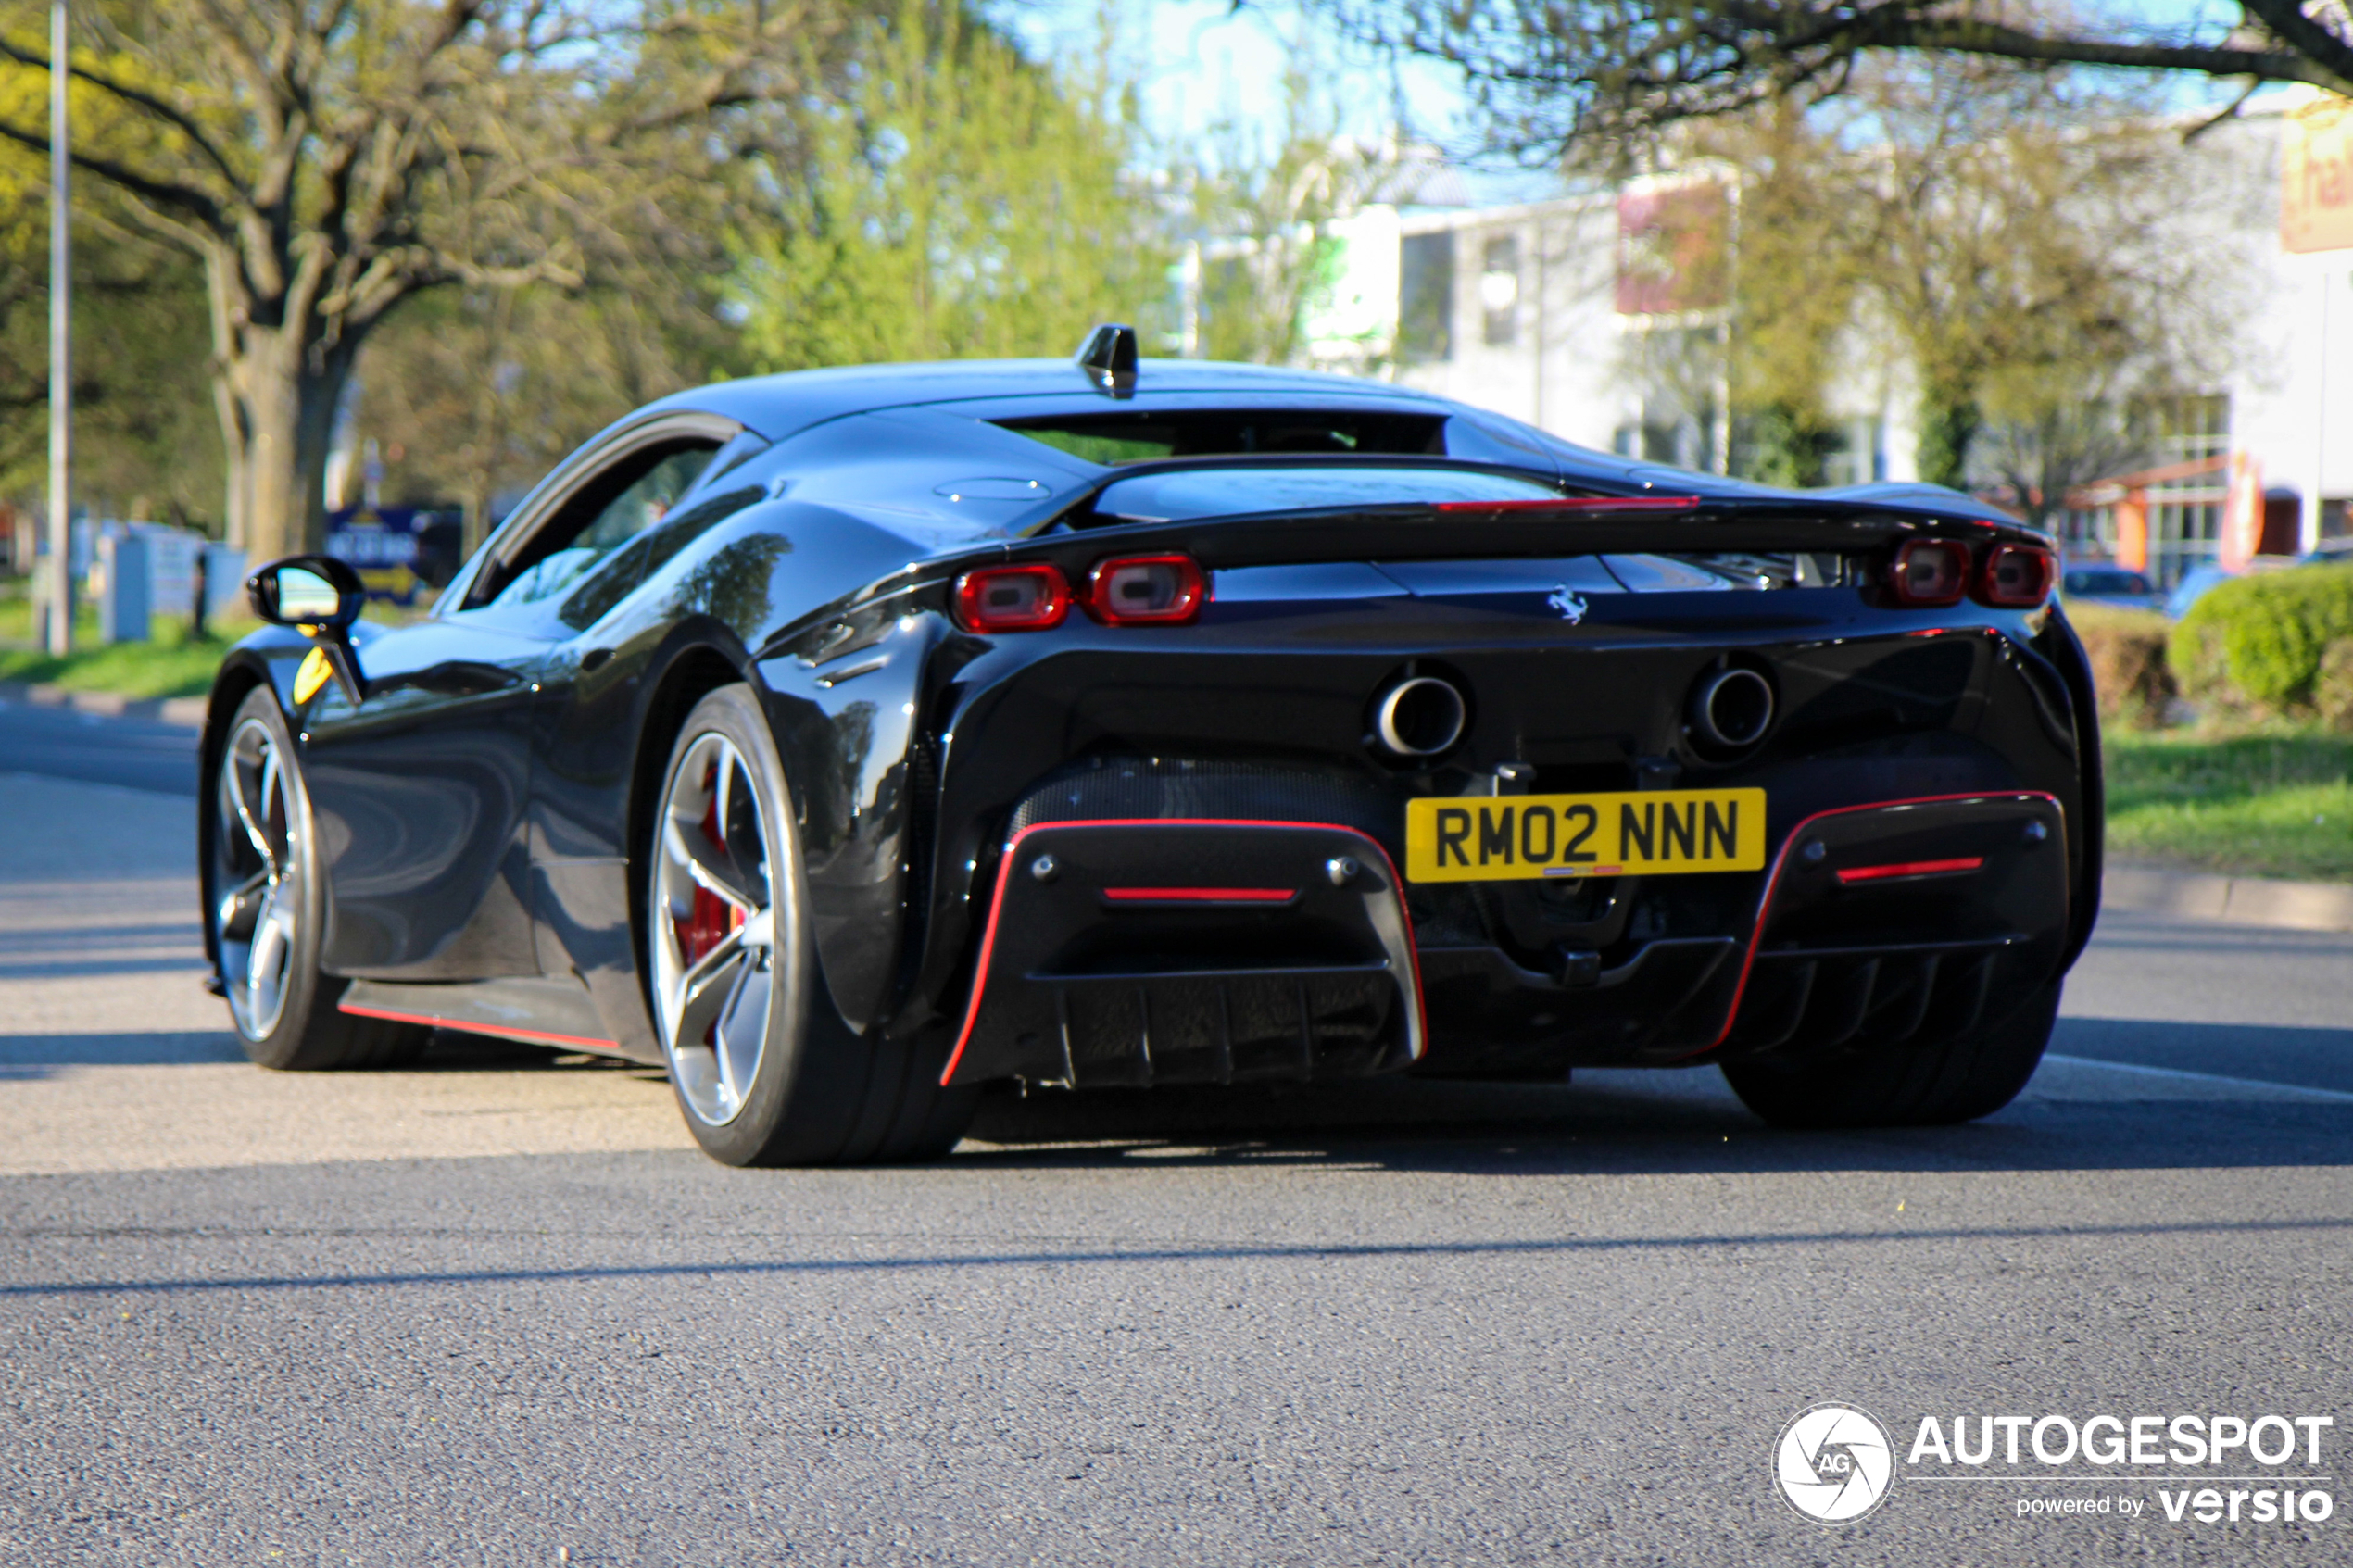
[[2296, 535, 2353, 569], [2059, 565, 2162, 612], [2167, 562, 2236, 620]]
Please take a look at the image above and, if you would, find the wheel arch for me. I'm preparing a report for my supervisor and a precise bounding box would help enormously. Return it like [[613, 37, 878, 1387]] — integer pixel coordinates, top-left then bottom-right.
[[623, 639, 758, 1031], [2036, 605, 2105, 972], [196, 652, 279, 979]]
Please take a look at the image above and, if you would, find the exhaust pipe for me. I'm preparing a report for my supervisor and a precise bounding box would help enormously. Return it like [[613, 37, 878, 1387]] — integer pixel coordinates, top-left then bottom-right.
[[1372, 674, 1468, 759], [1689, 667, 1776, 750]]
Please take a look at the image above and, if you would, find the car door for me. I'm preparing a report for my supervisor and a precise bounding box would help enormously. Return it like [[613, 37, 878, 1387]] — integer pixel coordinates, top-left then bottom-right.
[[302, 419, 736, 981]]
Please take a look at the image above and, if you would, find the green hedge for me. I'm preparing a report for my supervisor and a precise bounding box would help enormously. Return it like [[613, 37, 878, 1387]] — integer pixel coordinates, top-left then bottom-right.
[[2170, 564, 2353, 714], [2064, 601, 2175, 729]]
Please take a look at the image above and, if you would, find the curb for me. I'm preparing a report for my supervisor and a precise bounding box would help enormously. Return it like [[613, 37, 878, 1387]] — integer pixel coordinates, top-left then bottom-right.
[[2104, 860, 2353, 934], [0, 680, 208, 728]]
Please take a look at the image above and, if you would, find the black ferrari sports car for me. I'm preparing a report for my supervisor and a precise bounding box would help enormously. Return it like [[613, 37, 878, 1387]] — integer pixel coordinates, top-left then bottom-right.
[[200, 325, 2100, 1165]]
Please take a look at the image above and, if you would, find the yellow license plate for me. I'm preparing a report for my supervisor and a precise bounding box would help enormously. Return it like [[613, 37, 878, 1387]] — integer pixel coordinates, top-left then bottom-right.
[[1404, 788, 1768, 883]]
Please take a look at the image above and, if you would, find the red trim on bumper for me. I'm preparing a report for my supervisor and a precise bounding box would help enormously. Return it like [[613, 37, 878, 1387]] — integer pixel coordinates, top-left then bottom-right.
[[1688, 790, 2065, 1060], [1101, 886, 1298, 904], [1834, 856, 1983, 885], [940, 818, 1424, 1086]]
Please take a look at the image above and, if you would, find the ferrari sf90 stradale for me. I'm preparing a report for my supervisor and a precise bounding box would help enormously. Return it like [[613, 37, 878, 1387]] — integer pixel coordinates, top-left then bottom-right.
[[202, 326, 2099, 1164]]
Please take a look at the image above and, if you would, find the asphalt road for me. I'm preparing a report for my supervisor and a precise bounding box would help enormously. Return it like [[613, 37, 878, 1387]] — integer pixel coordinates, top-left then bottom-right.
[[2, 718, 2349, 1566], [0, 689, 200, 796]]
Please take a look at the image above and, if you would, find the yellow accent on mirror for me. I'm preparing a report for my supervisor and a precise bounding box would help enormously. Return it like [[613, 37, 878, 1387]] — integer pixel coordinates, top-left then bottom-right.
[[294, 646, 333, 705]]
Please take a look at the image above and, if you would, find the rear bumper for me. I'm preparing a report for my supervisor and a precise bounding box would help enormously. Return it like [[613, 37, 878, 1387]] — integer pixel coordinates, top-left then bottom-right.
[[942, 820, 1423, 1087], [941, 788, 2069, 1086]]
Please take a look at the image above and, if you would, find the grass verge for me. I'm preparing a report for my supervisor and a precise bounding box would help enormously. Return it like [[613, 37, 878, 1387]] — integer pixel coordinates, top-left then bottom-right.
[[1, 587, 252, 700], [2105, 727, 2353, 884]]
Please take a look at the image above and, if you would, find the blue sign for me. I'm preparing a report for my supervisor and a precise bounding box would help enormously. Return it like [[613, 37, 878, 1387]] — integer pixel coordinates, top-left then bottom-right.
[[325, 508, 461, 605]]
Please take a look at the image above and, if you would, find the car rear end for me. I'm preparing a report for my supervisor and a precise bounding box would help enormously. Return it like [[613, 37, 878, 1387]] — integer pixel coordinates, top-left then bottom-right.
[[895, 472, 2090, 1094]]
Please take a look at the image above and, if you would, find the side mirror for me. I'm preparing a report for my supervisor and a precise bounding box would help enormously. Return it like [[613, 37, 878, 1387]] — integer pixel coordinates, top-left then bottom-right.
[[246, 555, 367, 703]]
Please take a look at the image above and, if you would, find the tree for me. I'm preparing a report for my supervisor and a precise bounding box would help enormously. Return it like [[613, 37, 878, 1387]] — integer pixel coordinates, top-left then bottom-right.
[[1327, 0, 2353, 157], [0, 161, 221, 525], [0, 1, 831, 560], [1175, 52, 1391, 367], [1658, 64, 2254, 503], [729, 0, 1168, 370]]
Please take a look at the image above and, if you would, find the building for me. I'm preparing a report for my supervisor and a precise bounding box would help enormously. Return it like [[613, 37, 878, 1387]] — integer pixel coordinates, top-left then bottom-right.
[[1276, 102, 2351, 589]]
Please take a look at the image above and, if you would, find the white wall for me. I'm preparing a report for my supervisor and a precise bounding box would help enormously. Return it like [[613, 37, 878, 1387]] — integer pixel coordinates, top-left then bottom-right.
[[1307, 110, 2347, 516]]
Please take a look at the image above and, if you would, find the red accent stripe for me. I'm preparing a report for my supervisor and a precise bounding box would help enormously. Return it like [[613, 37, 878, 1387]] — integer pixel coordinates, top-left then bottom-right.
[[336, 1001, 623, 1054], [1685, 791, 2066, 1060], [1101, 886, 1297, 903], [940, 818, 1425, 1086], [1834, 856, 1984, 885], [1429, 495, 1701, 513]]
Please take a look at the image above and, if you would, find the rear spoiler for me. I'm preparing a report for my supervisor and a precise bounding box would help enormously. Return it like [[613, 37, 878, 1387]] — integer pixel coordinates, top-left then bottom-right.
[[769, 497, 2054, 662], [982, 497, 2048, 579]]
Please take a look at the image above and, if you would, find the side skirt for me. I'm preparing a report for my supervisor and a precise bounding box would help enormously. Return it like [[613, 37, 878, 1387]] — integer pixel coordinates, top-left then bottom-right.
[[339, 974, 633, 1057]]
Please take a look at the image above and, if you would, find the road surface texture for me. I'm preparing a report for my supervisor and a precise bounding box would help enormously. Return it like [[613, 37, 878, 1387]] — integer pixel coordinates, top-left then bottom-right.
[[3, 722, 2348, 1565]]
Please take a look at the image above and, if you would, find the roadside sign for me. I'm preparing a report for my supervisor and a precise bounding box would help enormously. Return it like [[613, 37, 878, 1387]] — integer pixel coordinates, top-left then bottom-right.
[[2284, 94, 2353, 255], [324, 507, 461, 605]]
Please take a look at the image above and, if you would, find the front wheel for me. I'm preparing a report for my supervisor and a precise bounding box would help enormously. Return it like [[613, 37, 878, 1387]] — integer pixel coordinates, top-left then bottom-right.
[[646, 684, 975, 1166], [1720, 979, 2062, 1128], [208, 686, 430, 1070]]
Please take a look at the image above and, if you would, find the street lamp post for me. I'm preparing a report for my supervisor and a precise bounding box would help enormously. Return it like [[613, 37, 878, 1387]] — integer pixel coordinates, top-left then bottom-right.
[[44, 0, 72, 656]]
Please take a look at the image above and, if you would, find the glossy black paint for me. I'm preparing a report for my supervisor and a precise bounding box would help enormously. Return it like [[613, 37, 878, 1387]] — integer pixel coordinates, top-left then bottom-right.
[[200, 354, 2101, 1080]]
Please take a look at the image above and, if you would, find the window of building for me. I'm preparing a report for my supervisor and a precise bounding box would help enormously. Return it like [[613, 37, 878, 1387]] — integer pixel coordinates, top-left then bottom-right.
[[1480, 235, 1519, 347], [1398, 232, 1454, 364], [2145, 393, 2231, 590]]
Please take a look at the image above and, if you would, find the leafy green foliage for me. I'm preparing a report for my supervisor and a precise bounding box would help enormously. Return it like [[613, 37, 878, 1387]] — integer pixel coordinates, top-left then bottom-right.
[[2171, 566, 2353, 713], [2066, 601, 2175, 730], [729, 2, 1166, 370]]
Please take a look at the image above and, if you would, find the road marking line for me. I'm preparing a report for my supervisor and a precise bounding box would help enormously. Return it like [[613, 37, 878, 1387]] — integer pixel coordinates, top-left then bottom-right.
[[2042, 1053, 2353, 1104]]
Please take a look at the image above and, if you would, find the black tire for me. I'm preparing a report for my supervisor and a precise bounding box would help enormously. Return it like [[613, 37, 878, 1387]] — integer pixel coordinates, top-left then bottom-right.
[[646, 684, 976, 1166], [207, 685, 431, 1070], [1720, 978, 2062, 1128]]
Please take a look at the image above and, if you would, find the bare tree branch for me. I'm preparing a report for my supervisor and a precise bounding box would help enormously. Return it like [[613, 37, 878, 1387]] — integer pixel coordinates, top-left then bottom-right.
[[0, 114, 231, 233], [0, 34, 247, 192]]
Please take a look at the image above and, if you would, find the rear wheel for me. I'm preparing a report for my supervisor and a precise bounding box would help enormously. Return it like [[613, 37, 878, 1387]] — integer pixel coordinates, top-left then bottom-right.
[[208, 686, 430, 1070], [1720, 979, 2062, 1128], [647, 684, 975, 1166]]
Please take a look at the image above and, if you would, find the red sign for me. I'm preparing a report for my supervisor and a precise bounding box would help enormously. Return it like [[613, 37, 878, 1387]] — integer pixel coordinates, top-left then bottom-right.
[[1617, 181, 1732, 315], [2221, 454, 2264, 574], [2284, 94, 2353, 256]]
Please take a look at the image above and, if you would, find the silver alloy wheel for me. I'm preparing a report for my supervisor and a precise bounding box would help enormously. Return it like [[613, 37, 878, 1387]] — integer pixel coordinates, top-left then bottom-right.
[[214, 715, 301, 1039], [650, 730, 778, 1126]]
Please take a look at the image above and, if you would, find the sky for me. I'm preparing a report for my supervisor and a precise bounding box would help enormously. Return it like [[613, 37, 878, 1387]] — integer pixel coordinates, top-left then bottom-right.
[[1003, 2, 1465, 148]]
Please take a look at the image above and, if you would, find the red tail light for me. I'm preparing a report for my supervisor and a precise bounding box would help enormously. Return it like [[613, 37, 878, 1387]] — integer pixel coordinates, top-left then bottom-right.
[[954, 564, 1071, 633], [1889, 539, 1971, 607], [1084, 553, 1206, 625], [1978, 543, 2055, 608]]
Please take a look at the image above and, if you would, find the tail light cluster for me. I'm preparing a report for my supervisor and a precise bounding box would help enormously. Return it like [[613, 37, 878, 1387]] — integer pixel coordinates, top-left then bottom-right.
[[1889, 539, 2054, 609], [953, 554, 1206, 633]]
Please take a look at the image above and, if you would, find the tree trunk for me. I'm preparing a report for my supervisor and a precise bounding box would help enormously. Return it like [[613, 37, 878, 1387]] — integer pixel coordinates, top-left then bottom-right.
[[203, 247, 365, 562]]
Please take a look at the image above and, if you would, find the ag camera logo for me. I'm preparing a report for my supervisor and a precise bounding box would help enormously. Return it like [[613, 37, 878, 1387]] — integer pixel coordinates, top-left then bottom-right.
[[1776, 1402, 1897, 1524]]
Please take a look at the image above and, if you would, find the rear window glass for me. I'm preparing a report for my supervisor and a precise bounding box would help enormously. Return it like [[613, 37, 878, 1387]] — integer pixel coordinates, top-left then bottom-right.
[[1088, 465, 1559, 523], [998, 410, 1446, 465]]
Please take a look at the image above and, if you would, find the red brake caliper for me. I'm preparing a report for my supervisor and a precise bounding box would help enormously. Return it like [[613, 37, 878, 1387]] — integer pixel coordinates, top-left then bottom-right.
[[674, 763, 747, 973]]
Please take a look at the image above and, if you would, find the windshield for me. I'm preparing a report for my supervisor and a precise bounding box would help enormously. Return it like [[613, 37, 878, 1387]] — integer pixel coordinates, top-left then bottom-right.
[[1088, 465, 1560, 523]]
